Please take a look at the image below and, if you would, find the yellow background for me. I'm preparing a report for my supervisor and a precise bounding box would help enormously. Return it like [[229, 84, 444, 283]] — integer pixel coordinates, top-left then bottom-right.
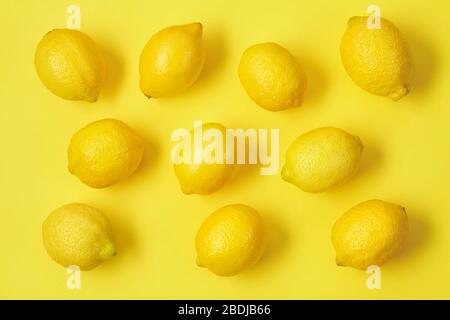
[[1, 0, 449, 299]]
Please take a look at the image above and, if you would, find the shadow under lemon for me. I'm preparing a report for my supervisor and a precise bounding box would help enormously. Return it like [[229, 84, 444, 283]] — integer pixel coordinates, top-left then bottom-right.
[[402, 27, 438, 98], [227, 207, 291, 279], [316, 138, 383, 198], [87, 204, 139, 273], [292, 49, 329, 107], [96, 35, 125, 103], [192, 26, 228, 93], [391, 212, 431, 265]]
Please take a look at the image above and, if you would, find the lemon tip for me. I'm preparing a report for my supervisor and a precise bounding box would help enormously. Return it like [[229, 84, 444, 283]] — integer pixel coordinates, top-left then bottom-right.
[[99, 242, 116, 260], [280, 166, 290, 180], [388, 86, 409, 101]]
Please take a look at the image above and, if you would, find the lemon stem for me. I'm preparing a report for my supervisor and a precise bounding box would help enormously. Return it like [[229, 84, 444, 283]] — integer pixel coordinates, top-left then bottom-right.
[[99, 242, 116, 260]]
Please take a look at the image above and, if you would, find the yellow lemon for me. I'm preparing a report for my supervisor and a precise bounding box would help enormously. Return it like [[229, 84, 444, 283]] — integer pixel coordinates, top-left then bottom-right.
[[281, 127, 363, 193], [332, 199, 408, 270], [238, 42, 307, 111], [196, 204, 266, 276], [68, 119, 144, 188], [173, 123, 238, 195], [139, 22, 204, 98], [35, 29, 105, 102], [42, 203, 116, 270], [341, 17, 412, 100]]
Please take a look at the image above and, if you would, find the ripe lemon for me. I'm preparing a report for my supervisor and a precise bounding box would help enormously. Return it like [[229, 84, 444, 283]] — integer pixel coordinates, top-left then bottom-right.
[[139, 22, 204, 98], [68, 119, 144, 188], [238, 42, 307, 111], [173, 122, 238, 195], [332, 199, 408, 270], [341, 17, 412, 100], [42, 203, 116, 270], [35, 29, 105, 102], [195, 204, 266, 276], [281, 127, 363, 193]]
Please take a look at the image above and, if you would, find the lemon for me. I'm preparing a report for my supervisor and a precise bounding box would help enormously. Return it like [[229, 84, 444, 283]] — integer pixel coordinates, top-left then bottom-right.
[[195, 204, 266, 276], [68, 119, 144, 188], [173, 122, 238, 195], [35, 29, 105, 102], [281, 127, 363, 193], [332, 199, 408, 270], [341, 17, 412, 100], [139, 22, 204, 98], [42, 203, 116, 270], [238, 42, 307, 111]]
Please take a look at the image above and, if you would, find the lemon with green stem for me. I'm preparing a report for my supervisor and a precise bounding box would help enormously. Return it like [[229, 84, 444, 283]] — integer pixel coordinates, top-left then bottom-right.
[[42, 203, 116, 270]]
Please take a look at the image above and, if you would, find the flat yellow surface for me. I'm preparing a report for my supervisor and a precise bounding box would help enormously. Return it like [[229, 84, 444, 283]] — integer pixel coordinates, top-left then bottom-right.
[[1, 0, 449, 299]]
